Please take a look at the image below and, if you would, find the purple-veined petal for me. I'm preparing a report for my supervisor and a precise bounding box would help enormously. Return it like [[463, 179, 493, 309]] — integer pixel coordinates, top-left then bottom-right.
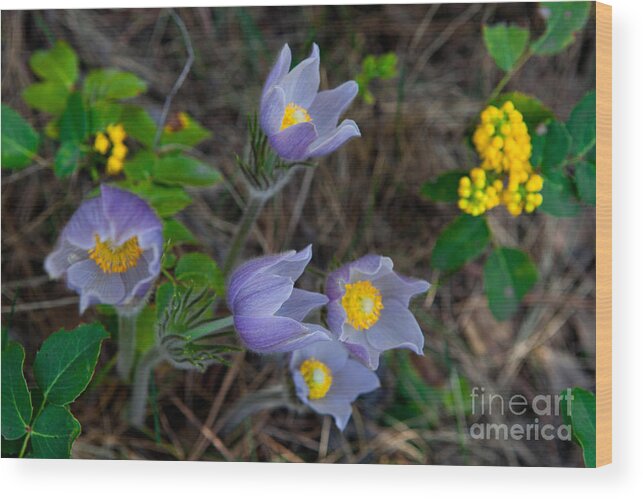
[[348, 254, 394, 283], [232, 273, 294, 317], [66, 259, 126, 313], [306, 119, 360, 159], [309, 81, 359, 137], [277, 43, 320, 107], [44, 239, 88, 279], [100, 185, 162, 245], [269, 122, 317, 161], [269, 244, 313, 280], [260, 85, 287, 137], [63, 197, 110, 249], [307, 395, 354, 431], [262, 44, 291, 98], [290, 339, 349, 375], [373, 271, 430, 306], [234, 315, 330, 353], [325, 299, 346, 338], [365, 299, 425, 355], [277, 288, 328, 321], [227, 253, 290, 307]]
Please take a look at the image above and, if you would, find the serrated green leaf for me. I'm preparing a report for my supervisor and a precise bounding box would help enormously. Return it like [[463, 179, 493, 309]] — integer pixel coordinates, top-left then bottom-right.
[[483, 247, 538, 321], [59, 92, 88, 144], [431, 215, 490, 272], [489, 92, 555, 135], [1, 342, 33, 440], [1, 104, 40, 170], [161, 113, 211, 148], [123, 150, 155, 181], [33, 322, 109, 406], [420, 171, 467, 203], [566, 91, 596, 157], [483, 24, 530, 72], [154, 154, 220, 187], [29, 41, 78, 89], [83, 69, 147, 102], [22, 81, 70, 115], [540, 170, 581, 217], [30, 405, 81, 459], [54, 142, 82, 178], [176, 253, 225, 295], [125, 183, 193, 217], [120, 105, 157, 147], [532, 2, 591, 56], [560, 387, 596, 467], [575, 161, 596, 205], [163, 219, 197, 247], [541, 120, 571, 172]]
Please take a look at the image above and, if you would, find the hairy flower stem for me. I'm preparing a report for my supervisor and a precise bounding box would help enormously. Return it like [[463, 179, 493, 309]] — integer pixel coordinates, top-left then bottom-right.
[[129, 345, 164, 428], [116, 309, 139, 381], [223, 193, 266, 275]]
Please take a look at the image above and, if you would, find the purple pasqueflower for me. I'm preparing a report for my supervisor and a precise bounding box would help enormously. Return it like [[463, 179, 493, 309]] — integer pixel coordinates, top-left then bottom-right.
[[326, 255, 430, 370], [227, 245, 331, 353], [290, 340, 380, 430], [45, 184, 163, 313], [260, 43, 361, 162]]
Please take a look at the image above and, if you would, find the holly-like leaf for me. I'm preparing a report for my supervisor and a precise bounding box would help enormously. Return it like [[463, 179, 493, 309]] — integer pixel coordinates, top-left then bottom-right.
[[566, 91, 596, 157], [560, 387, 596, 467], [431, 215, 490, 272], [30, 405, 81, 459], [483, 24, 530, 72], [59, 92, 88, 145], [1, 342, 33, 440], [575, 161, 596, 205], [125, 183, 193, 217], [532, 2, 591, 56], [161, 113, 211, 148], [483, 247, 538, 321], [154, 153, 220, 187], [489, 92, 555, 136], [54, 142, 82, 178], [163, 219, 197, 247], [540, 170, 581, 217], [540, 120, 571, 172], [120, 105, 157, 147], [22, 81, 70, 115], [420, 171, 467, 203], [1, 104, 40, 170], [33, 322, 109, 406], [83, 69, 147, 102], [29, 41, 79, 89]]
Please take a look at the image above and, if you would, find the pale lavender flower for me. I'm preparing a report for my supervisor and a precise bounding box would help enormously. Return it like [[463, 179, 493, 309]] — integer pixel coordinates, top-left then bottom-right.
[[227, 245, 331, 353], [45, 184, 163, 313], [326, 255, 430, 370], [290, 340, 380, 430], [260, 43, 360, 162]]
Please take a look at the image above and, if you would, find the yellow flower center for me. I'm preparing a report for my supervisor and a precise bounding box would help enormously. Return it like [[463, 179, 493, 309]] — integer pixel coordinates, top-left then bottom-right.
[[88, 234, 143, 273], [280, 102, 312, 131], [299, 358, 333, 399], [341, 280, 384, 331]]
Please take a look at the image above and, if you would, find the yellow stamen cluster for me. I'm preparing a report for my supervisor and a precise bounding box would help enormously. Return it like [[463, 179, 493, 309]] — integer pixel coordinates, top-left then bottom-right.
[[94, 124, 128, 176], [280, 102, 312, 131], [164, 111, 190, 133], [459, 101, 544, 217], [88, 234, 143, 273], [341, 280, 384, 331], [299, 358, 333, 399]]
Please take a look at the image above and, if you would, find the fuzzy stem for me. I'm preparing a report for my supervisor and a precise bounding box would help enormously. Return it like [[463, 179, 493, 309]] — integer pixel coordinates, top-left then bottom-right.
[[129, 345, 164, 428], [116, 310, 139, 381], [223, 193, 266, 275]]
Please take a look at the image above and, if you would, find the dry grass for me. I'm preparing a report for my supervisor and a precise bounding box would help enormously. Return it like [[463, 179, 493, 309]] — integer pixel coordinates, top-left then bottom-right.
[[1, 4, 596, 466]]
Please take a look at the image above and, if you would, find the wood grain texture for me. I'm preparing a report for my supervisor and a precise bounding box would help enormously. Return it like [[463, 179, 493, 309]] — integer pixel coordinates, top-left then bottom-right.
[[595, 1, 612, 468]]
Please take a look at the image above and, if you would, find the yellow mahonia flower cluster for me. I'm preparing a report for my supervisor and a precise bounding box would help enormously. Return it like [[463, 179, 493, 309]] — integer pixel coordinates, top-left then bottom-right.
[[94, 124, 128, 176], [459, 101, 544, 217]]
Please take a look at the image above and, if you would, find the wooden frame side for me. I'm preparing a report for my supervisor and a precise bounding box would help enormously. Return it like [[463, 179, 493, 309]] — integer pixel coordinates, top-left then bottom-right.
[[595, 1, 612, 468]]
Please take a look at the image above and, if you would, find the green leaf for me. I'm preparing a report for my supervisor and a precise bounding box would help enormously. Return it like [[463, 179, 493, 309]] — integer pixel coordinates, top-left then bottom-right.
[[59, 92, 88, 144], [483, 247, 538, 321], [541, 120, 571, 172], [33, 322, 109, 406], [532, 2, 591, 56], [431, 215, 490, 272], [120, 105, 157, 147], [161, 113, 211, 147], [54, 142, 82, 178], [83, 69, 147, 102], [30, 405, 81, 459], [22, 81, 70, 115], [176, 253, 225, 295], [566, 91, 596, 157], [135, 305, 157, 355], [154, 154, 221, 187], [1, 342, 33, 440], [420, 171, 467, 203], [483, 24, 530, 72], [29, 41, 78, 89], [163, 219, 197, 247], [1, 104, 40, 170], [540, 170, 581, 217], [560, 387, 596, 467], [575, 161, 596, 205], [490, 92, 555, 135], [155, 282, 175, 321], [123, 150, 156, 181], [88, 101, 123, 134], [125, 183, 193, 217]]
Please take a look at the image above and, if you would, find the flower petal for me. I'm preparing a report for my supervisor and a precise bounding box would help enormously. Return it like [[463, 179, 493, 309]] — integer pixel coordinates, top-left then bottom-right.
[[365, 299, 425, 355], [100, 185, 162, 245], [227, 253, 290, 307], [260, 85, 286, 137], [232, 273, 294, 317], [277, 43, 320, 108], [66, 259, 126, 313], [290, 339, 349, 374], [373, 271, 430, 306], [277, 288, 328, 321], [269, 122, 317, 161], [44, 239, 88, 279], [306, 119, 360, 158], [309, 81, 359, 137], [234, 315, 330, 353], [348, 254, 394, 283], [63, 197, 110, 249], [269, 244, 313, 280], [262, 43, 291, 97]]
